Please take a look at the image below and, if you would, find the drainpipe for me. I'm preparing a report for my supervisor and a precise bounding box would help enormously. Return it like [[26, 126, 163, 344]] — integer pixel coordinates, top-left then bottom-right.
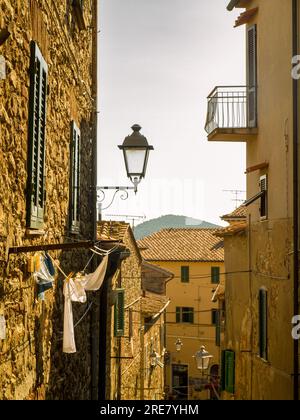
[[292, 0, 299, 402], [91, 0, 99, 400]]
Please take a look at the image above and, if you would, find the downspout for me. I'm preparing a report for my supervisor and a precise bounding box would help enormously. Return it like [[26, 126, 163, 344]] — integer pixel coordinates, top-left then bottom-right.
[[91, 0, 99, 400], [292, 0, 299, 402]]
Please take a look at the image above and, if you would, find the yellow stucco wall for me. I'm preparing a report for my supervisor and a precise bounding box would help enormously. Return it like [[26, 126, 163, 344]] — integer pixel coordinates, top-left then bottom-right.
[[148, 260, 224, 400], [218, 0, 297, 400]]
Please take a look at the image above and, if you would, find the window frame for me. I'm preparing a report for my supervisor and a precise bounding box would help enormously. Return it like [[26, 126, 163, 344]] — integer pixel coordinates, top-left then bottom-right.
[[211, 266, 220, 284], [181, 266, 190, 283], [176, 307, 194, 324]]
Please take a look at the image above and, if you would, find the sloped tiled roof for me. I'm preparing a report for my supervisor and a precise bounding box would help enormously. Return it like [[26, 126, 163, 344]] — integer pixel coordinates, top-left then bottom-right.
[[215, 221, 247, 238], [97, 221, 130, 241], [141, 292, 169, 317], [221, 205, 247, 221], [138, 229, 224, 262]]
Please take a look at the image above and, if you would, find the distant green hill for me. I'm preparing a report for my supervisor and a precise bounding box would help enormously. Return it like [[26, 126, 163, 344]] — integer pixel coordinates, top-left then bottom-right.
[[133, 214, 220, 240]]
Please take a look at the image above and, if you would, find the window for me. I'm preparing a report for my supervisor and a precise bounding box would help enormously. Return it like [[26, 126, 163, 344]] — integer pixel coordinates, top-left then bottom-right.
[[27, 41, 48, 229], [114, 289, 125, 337], [211, 267, 220, 284], [181, 266, 189, 283], [70, 121, 81, 233], [247, 24, 257, 128], [221, 350, 235, 394], [259, 175, 268, 219], [259, 288, 268, 360], [176, 307, 194, 324], [211, 309, 218, 325]]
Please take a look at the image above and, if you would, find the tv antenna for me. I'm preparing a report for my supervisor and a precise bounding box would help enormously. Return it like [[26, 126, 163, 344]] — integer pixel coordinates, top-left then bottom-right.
[[104, 214, 146, 231], [223, 189, 246, 208]]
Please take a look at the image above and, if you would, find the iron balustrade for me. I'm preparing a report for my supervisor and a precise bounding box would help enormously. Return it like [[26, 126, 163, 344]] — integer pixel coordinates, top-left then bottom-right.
[[205, 86, 255, 135]]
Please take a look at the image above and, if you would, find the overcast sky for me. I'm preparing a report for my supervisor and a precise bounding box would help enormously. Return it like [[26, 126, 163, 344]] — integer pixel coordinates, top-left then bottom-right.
[[98, 0, 246, 226]]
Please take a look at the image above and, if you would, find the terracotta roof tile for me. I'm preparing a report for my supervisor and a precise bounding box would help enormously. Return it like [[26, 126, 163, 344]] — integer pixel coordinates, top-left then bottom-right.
[[141, 292, 169, 316], [138, 229, 224, 262], [97, 221, 130, 241], [221, 205, 247, 221], [215, 221, 247, 237]]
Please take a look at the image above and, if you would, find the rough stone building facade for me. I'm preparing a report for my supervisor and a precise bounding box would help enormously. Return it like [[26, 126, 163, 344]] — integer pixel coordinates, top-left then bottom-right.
[[0, 0, 98, 399], [97, 222, 172, 400]]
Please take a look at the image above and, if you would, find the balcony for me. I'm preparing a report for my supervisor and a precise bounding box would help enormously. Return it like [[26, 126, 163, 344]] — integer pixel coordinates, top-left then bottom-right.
[[205, 86, 258, 142]]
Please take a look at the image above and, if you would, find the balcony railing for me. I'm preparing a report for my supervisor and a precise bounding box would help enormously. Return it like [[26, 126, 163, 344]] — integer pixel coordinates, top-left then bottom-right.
[[205, 86, 255, 136]]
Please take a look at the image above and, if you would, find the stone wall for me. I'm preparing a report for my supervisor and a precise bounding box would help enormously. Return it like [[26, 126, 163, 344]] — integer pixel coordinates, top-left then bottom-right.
[[107, 227, 165, 400], [0, 0, 97, 400]]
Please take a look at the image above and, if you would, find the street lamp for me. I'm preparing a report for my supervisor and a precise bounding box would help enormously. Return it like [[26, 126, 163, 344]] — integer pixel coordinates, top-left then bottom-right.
[[175, 338, 183, 352], [193, 345, 213, 372], [97, 124, 154, 217], [118, 124, 154, 193]]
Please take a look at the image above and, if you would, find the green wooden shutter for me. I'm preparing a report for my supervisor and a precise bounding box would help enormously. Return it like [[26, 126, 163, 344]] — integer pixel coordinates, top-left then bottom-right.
[[247, 24, 257, 128], [181, 266, 189, 283], [176, 307, 181, 323], [211, 267, 220, 284], [70, 121, 81, 232], [215, 310, 221, 347], [221, 350, 226, 391], [114, 289, 125, 337], [259, 289, 268, 359], [27, 41, 48, 229], [225, 350, 235, 394]]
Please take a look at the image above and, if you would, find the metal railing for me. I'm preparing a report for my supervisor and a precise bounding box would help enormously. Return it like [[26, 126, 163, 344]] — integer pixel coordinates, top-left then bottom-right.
[[205, 86, 252, 135]]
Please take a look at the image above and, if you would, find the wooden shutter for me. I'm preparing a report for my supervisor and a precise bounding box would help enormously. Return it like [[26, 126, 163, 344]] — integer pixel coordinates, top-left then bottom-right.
[[211, 267, 220, 284], [27, 41, 48, 229], [181, 266, 189, 283], [70, 121, 81, 232], [176, 307, 181, 323], [220, 350, 226, 391], [259, 289, 268, 359], [114, 289, 125, 337], [225, 350, 235, 394], [259, 175, 267, 219], [215, 310, 221, 347], [247, 25, 257, 128]]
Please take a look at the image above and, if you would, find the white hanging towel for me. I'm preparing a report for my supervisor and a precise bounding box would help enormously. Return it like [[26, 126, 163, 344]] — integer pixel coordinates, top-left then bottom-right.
[[82, 255, 109, 291], [63, 278, 77, 354], [68, 277, 87, 303]]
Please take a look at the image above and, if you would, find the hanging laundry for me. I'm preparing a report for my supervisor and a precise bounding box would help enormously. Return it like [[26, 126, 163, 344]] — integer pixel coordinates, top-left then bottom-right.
[[68, 276, 87, 303], [33, 254, 55, 300], [0, 315, 6, 340], [62, 255, 109, 354], [44, 252, 56, 276], [63, 273, 76, 353], [81, 254, 108, 291]]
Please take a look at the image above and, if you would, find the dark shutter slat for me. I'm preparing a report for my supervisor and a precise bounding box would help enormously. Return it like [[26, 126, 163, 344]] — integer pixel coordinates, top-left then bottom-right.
[[114, 289, 125, 337], [247, 25, 257, 128], [215, 310, 221, 347], [211, 267, 220, 284], [225, 350, 235, 394], [70, 122, 81, 232], [259, 289, 268, 359], [27, 42, 47, 229]]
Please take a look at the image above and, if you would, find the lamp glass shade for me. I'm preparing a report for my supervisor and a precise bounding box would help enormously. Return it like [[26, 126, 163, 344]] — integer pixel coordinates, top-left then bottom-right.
[[123, 147, 149, 178], [194, 347, 213, 370]]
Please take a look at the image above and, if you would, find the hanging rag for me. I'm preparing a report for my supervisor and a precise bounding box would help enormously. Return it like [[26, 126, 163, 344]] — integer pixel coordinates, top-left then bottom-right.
[[62, 255, 109, 354], [81, 254, 108, 291], [63, 273, 76, 353], [33, 254, 55, 300]]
